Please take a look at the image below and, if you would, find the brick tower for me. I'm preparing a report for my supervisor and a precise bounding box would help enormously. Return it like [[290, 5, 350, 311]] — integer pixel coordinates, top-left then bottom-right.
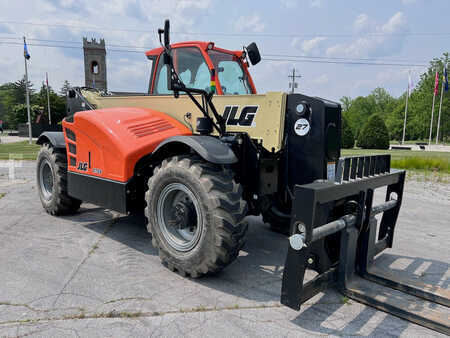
[[83, 38, 107, 91]]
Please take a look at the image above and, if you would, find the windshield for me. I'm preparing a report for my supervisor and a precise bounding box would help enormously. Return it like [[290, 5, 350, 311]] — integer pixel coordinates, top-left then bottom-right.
[[208, 50, 252, 95]]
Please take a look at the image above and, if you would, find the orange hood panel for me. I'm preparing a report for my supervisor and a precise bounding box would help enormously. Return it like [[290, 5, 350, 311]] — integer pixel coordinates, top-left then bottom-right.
[[63, 107, 192, 182]]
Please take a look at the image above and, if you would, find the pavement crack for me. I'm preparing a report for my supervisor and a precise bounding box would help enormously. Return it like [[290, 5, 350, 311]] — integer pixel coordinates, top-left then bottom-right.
[[0, 301, 84, 314], [0, 303, 285, 326], [51, 219, 116, 307], [103, 297, 153, 305]]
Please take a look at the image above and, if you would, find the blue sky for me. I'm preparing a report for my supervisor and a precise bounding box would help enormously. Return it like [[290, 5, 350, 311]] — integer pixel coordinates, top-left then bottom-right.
[[0, 0, 448, 101]]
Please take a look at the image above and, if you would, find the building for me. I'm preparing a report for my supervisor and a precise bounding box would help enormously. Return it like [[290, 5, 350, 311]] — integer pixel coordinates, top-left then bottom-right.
[[83, 38, 107, 91]]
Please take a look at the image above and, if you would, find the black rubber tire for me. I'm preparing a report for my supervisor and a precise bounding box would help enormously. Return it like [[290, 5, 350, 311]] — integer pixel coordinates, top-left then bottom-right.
[[36, 143, 81, 215], [145, 156, 248, 277], [262, 202, 291, 236]]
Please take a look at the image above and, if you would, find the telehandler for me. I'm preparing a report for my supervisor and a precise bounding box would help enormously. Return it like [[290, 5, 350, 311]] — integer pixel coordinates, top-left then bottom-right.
[[36, 20, 449, 333]]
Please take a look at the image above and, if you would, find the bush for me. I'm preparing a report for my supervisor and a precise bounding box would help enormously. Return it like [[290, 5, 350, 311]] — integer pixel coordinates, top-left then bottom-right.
[[357, 114, 390, 149], [341, 116, 355, 149]]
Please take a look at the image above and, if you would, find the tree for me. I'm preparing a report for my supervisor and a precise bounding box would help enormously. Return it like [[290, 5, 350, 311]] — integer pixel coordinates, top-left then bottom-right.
[[60, 80, 71, 96], [357, 114, 390, 149], [340, 96, 353, 112], [4, 104, 42, 129], [385, 98, 407, 142], [341, 115, 355, 149], [36, 83, 67, 124], [386, 52, 449, 142], [12, 76, 34, 105], [368, 87, 397, 118]]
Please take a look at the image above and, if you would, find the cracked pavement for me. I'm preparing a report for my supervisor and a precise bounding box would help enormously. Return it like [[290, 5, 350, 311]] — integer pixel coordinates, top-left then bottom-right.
[[0, 161, 449, 337]]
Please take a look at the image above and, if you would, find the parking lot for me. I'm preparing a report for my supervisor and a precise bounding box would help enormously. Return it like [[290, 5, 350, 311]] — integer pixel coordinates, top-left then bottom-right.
[[0, 161, 449, 337]]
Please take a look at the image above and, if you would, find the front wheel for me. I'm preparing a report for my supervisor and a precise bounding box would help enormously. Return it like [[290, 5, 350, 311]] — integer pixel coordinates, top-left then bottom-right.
[[36, 144, 81, 215], [262, 196, 291, 235], [145, 156, 248, 277]]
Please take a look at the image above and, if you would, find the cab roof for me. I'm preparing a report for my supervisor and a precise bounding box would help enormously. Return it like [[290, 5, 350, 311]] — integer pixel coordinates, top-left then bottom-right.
[[145, 41, 243, 59]]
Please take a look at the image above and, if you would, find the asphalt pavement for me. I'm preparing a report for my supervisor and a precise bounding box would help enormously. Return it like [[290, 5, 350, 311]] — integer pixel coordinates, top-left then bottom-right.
[[0, 161, 449, 337]]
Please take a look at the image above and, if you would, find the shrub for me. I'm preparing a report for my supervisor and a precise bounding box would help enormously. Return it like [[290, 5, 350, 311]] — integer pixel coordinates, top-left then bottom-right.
[[357, 114, 390, 149], [341, 116, 355, 149], [391, 157, 449, 173]]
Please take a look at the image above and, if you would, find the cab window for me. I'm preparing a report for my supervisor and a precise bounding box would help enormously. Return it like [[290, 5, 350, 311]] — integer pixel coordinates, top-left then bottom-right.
[[154, 62, 170, 94], [153, 47, 210, 94], [208, 50, 252, 95]]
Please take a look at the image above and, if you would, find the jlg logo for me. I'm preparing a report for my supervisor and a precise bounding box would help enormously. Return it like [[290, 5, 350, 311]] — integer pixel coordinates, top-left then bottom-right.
[[223, 105, 258, 127], [77, 162, 88, 171]]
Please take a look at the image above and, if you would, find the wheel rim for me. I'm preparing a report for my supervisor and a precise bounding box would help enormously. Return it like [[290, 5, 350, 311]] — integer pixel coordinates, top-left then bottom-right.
[[157, 182, 203, 252], [39, 159, 54, 201]]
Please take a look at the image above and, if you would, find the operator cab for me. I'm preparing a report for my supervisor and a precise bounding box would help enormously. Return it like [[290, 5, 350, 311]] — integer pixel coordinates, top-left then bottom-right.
[[146, 42, 258, 96]]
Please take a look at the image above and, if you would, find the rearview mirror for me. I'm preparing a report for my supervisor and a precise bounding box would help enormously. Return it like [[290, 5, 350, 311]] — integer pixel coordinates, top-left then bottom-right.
[[246, 42, 261, 66]]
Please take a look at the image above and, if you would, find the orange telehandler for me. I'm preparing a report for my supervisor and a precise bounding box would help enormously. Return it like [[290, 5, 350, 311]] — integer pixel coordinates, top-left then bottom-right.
[[35, 20, 449, 334]]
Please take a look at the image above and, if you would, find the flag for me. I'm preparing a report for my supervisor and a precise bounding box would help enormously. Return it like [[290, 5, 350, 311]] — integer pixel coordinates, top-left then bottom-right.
[[23, 39, 30, 60], [434, 71, 439, 95], [444, 66, 448, 92], [408, 71, 414, 97], [46, 72, 49, 87]]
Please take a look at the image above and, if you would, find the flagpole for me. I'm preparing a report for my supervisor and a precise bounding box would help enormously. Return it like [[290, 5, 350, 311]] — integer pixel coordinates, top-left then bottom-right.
[[46, 72, 52, 125], [428, 70, 438, 146], [428, 92, 436, 146], [23, 37, 32, 145], [401, 79, 409, 145], [436, 66, 447, 144], [435, 76, 444, 145]]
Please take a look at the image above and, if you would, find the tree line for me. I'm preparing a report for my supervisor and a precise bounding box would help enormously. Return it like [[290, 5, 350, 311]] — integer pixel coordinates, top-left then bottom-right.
[[341, 53, 449, 146], [0, 78, 71, 129]]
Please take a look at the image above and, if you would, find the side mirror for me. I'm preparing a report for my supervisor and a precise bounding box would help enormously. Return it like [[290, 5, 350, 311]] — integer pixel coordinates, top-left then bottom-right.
[[246, 42, 261, 66]]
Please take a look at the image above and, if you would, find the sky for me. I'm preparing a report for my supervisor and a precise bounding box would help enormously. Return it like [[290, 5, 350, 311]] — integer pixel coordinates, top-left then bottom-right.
[[0, 0, 448, 102]]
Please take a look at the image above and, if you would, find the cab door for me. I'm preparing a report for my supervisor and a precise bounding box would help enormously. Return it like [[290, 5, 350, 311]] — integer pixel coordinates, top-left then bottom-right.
[[151, 47, 214, 94]]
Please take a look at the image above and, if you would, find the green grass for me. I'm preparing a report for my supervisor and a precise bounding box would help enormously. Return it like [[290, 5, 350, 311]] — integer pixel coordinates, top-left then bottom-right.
[[0, 141, 40, 160], [390, 139, 450, 146], [1, 141, 449, 173], [342, 149, 450, 173]]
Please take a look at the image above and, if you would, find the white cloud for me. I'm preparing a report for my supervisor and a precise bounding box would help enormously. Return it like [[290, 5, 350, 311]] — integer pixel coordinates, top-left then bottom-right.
[[326, 12, 409, 58], [233, 14, 265, 33], [310, 0, 322, 8], [280, 0, 297, 8], [312, 74, 329, 85], [176, 0, 211, 10], [291, 37, 301, 48], [301, 37, 327, 54], [353, 14, 370, 33], [381, 12, 407, 34], [281, 0, 322, 8], [0, 0, 214, 92], [291, 36, 327, 55]]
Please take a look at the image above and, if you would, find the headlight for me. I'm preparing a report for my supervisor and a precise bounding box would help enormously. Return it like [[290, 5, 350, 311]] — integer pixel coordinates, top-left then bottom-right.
[[296, 104, 305, 115]]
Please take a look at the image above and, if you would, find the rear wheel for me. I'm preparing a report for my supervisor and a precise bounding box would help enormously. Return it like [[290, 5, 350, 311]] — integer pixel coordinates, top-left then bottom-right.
[[145, 156, 248, 277], [36, 143, 81, 215]]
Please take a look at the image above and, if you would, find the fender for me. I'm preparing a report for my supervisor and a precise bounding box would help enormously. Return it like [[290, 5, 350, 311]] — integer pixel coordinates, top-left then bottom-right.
[[36, 132, 66, 149], [153, 135, 237, 164]]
